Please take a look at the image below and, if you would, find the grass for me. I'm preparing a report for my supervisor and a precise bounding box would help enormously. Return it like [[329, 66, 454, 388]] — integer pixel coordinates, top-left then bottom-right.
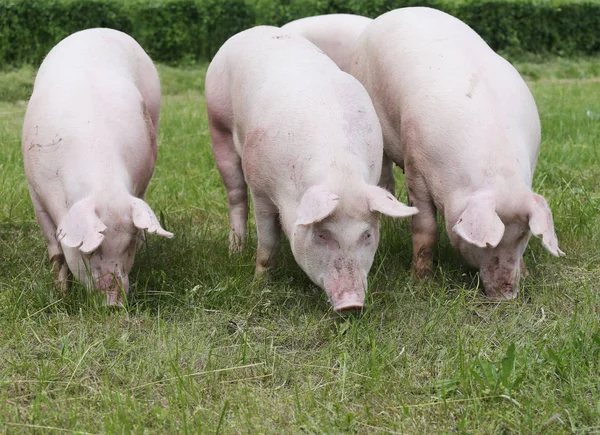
[[1, 56, 599, 434]]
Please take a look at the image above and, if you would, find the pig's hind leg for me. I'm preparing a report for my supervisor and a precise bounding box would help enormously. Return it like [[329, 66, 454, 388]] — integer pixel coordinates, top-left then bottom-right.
[[252, 193, 281, 275], [30, 190, 69, 292], [210, 123, 248, 253]]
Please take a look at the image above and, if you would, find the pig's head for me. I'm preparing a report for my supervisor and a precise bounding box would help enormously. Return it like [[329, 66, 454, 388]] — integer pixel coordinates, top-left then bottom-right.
[[57, 196, 173, 305], [449, 191, 564, 299], [290, 184, 418, 312]]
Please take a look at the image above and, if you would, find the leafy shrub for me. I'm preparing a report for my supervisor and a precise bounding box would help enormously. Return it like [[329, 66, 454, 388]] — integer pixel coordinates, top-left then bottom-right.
[[458, 0, 600, 56], [0, 0, 131, 65], [0, 0, 254, 66], [131, 0, 255, 63], [0, 0, 598, 67]]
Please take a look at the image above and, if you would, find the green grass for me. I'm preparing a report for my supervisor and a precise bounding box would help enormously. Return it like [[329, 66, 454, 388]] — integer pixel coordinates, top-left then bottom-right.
[[1, 56, 599, 434]]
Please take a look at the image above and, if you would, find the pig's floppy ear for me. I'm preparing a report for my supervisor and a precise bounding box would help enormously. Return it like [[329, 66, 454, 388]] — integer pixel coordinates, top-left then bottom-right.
[[131, 198, 174, 238], [528, 193, 564, 256], [295, 185, 340, 226], [452, 192, 505, 248], [366, 185, 418, 218], [57, 198, 106, 254]]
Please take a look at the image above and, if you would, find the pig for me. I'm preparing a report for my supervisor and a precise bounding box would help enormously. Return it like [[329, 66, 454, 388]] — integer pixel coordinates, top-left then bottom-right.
[[349, 7, 564, 299], [281, 14, 373, 74], [205, 26, 417, 312], [22, 28, 173, 305], [280, 15, 398, 196]]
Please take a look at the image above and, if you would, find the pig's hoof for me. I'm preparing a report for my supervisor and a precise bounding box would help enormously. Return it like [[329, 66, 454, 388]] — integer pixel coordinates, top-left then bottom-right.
[[229, 233, 245, 254], [484, 288, 518, 301], [104, 291, 124, 307], [229, 242, 244, 255], [412, 265, 433, 280], [51, 255, 70, 293], [253, 266, 270, 284], [53, 276, 69, 294]]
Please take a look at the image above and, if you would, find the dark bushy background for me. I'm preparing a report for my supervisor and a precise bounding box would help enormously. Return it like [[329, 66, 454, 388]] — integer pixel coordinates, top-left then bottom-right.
[[0, 0, 599, 67]]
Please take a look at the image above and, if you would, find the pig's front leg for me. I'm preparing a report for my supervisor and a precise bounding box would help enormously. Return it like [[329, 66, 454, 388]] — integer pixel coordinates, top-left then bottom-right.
[[407, 177, 437, 279], [252, 193, 281, 275], [31, 191, 69, 292], [378, 152, 396, 195]]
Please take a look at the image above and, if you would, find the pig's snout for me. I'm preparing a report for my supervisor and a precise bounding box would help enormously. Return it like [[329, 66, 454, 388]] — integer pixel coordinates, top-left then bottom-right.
[[481, 271, 519, 300], [325, 259, 366, 313], [481, 258, 520, 301], [94, 272, 128, 306], [333, 291, 364, 313]]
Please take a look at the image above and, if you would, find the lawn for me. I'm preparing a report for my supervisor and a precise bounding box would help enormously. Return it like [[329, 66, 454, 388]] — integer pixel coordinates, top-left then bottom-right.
[[0, 56, 599, 434]]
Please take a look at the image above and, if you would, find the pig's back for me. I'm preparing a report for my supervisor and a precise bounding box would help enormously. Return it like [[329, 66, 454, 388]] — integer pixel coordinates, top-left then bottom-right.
[[33, 28, 160, 119], [212, 26, 378, 153], [207, 26, 382, 197], [282, 14, 372, 72], [23, 28, 160, 208], [354, 7, 540, 181]]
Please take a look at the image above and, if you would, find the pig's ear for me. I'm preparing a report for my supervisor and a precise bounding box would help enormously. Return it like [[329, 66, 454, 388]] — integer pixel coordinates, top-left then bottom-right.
[[366, 185, 418, 218], [295, 185, 340, 226], [131, 198, 174, 238], [528, 193, 564, 256], [57, 198, 106, 254], [452, 193, 505, 248]]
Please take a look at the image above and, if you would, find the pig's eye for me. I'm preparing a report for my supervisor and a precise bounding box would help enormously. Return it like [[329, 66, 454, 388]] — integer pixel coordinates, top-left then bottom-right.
[[362, 231, 372, 241], [316, 231, 331, 242]]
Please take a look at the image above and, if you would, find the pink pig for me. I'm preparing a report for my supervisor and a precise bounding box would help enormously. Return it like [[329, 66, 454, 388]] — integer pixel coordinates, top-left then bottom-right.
[[350, 8, 564, 299], [281, 14, 372, 73], [22, 28, 173, 305], [206, 26, 417, 312]]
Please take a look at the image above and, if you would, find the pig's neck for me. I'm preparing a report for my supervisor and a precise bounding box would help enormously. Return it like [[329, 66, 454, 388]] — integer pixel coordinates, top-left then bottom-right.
[[90, 183, 135, 208]]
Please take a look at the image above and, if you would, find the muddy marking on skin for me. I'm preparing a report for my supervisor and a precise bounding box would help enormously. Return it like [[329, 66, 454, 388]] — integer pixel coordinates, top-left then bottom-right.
[[466, 74, 479, 99], [142, 101, 157, 160], [29, 135, 62, 150]]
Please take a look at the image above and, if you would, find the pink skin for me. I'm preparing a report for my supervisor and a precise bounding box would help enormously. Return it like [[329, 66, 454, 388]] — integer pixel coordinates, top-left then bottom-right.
[[281, 14, 373, 73], [350, 8, 564, 298], [93, 271, 130, 306], [57, 195, 173, 305], [291, 196, 380, 311], [449, 216, 530, 299], [206, 26, 417, 312], [22, 28, 173, 304]]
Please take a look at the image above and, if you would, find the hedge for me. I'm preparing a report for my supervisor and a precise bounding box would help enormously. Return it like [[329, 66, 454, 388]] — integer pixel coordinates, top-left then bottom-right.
[[0, 0, 255, 65], [0, 0, 598, 67]]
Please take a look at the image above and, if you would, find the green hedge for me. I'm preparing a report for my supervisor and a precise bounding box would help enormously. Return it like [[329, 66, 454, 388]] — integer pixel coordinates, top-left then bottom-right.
[[0, 0, 255, 65], [0, 0, 598, 67]]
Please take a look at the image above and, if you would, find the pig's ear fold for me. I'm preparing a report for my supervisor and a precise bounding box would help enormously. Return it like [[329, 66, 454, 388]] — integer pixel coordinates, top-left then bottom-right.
[[131, 198, 174, 238], [295, 185, 340, 226], [528, 193, 564, 256], [57, 198, 106, 254], [452, 192, 505, 248], [366, 185, 418, 218]]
